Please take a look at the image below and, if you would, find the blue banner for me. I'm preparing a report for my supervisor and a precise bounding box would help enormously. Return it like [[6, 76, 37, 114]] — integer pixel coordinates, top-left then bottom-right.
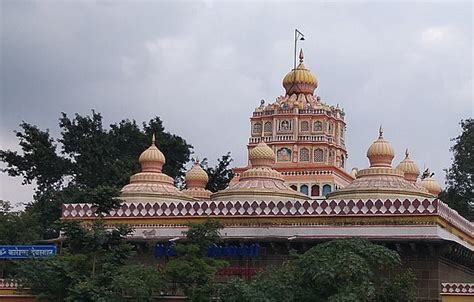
[[154, 243, 260, 258], [0, 245, 57, 259]]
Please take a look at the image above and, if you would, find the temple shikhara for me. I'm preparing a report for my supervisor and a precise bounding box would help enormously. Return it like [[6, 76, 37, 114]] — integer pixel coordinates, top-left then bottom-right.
[[3, 48, 472, 301], [234, 50, 353, 197]]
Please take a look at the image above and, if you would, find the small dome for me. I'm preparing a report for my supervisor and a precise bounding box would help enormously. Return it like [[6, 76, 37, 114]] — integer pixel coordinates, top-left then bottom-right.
[[185, 161, 209, 187], [249, 142, 275, 167], [139, 134, 165, 172], [282, 49, 318, 95], [351, 168, 358, 178], [396, 149, 420, 183], [367, 127, 395, 167], [420, 176, 442, 197]]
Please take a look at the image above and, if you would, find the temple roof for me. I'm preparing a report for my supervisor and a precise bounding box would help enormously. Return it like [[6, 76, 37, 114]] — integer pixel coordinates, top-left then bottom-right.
[[121, 135, 193, 201], [212, 142, 306, 200], [329, 128, 433, 199], [61, 198, 473, 250], [254, 50, 343, 114], [282, 49, 318, 95]]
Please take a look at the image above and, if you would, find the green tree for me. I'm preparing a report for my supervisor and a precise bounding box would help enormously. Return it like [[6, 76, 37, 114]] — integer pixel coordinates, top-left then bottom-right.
[[0, 200, 41, 245], [0, 123, 71, 193], [16, 220, 164, 302], [218, 238, 416, 302], [110, 264, 164, 302], [0, 111, 193, 237], [440, 118, 473, 221], [0, 200, 43, 279], [202, 152, 235, 193], [163, 219, 227, 301]]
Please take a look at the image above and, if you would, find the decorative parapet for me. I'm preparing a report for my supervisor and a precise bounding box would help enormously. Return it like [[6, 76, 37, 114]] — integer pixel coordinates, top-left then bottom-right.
[[63, 198, 440, 219], [60, 198, 466, 227], [60, 198, 473, 248], [61, 198, 473, 236], [441, 283, 474, 295], [0, 279, 19, 289], [437, 201, 473, 239]]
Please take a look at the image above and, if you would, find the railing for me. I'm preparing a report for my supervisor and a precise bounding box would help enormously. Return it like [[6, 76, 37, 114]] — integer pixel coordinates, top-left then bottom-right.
[[299, 109, 326, 115], [281, 170, 333, 176], [249, 136, 272, 143], [249, 135, 344, 146], [275, 135, 295, 141], [437, 201, 474, 236], [441, 283, 474, 296], [252, 108, 345, 122], [0, 279, 19, 289], [297, 135, 326, 142], [252, 110, 275, 117]]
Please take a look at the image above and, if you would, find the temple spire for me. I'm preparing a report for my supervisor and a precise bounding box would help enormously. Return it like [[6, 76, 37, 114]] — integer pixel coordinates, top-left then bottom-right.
[[379, 126, 384, 139], [405, 148, 409, 158], [299, 49, 304, 63], [152, 133, 156, 145]]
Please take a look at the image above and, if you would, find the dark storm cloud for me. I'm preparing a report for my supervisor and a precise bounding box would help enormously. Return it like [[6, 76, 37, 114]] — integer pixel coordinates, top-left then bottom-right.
[[1, 0, 472, 204]]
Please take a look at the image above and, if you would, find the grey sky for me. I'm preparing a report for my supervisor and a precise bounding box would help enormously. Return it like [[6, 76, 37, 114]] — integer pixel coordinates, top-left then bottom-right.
[[1, 0, 472, 206]]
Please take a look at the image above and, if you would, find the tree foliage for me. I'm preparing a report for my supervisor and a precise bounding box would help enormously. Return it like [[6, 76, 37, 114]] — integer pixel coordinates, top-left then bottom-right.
[[16, 220, 163, 302], [202, 152, 235, 193], [440, 118, 474, 221], [218, 238, 416, 302], [0, 200, 42, 245], [0, 111, 193, 238], [163, 219, 227, 301]]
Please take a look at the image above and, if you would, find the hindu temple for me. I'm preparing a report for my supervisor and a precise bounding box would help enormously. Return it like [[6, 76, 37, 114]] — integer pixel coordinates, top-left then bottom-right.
[[3, 48, 471, 302]]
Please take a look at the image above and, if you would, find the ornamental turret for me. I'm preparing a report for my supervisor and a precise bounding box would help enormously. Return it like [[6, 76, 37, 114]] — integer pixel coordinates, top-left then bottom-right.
[[183, 160, 212, 200], [396, 149, 420, 183], [121, 135, 193, 201], [213, 142, 306, 201], [420, 169, 442, 197], [328, 128, 432, 200], [367, 127, 395, 167]]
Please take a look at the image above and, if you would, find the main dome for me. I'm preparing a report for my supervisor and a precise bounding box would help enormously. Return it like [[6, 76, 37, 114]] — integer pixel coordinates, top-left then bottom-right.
[[282, 49, 318, 95]]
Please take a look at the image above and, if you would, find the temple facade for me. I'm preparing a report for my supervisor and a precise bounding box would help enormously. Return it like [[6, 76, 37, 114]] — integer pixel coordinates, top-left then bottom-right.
[[233, 50, 353, 198], [4, 48, 470, 302]]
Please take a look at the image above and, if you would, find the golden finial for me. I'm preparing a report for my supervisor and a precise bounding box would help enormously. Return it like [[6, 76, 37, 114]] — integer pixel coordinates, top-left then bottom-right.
[[378, 126, 384, 139], [152, 133, 156, 145], [405, 148, 409, 158], [299, 49, 304, 63]]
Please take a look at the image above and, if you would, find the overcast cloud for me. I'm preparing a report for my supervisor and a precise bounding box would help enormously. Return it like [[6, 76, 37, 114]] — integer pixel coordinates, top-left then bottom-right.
[[1, 0, 472, 206]]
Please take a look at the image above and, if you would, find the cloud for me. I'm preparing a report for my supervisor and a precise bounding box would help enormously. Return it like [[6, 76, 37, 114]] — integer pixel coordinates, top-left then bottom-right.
[[420, 26, 456, 45], [0, 1, 472, 203]]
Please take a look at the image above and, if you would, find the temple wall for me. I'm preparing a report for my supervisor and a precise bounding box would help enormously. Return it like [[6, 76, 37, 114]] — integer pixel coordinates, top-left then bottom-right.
[[129, 240, 473, 302], [402, 253, 442, 302], [439, 258, 474, 283], [399, 252, 473, 302]]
